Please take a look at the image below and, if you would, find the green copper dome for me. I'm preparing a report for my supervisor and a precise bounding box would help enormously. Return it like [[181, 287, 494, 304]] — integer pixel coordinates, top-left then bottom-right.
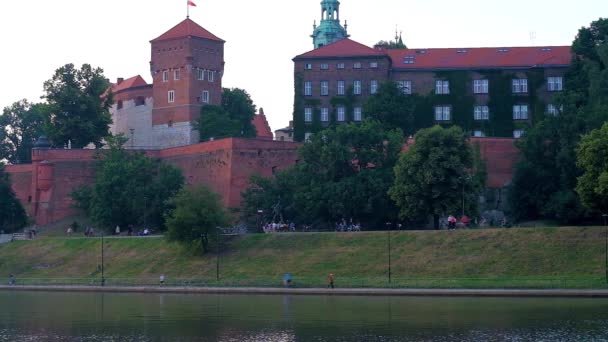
[[311, 0, 349, 49]]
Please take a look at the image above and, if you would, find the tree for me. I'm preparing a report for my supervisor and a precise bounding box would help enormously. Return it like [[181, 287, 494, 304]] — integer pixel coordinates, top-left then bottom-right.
[[71, 135, 184, 231], [198, 88, 257, 141], [0, 100, 47, 164], [364, 82, 419, 135], [0, 164, 28, 233], [576, 122, 608, 214], [374, 33, 406, 49], [43, 63, 113, 148], [389, 125, 479, 229], [165, 185, 230, 254], [242, 120, 404, 228]]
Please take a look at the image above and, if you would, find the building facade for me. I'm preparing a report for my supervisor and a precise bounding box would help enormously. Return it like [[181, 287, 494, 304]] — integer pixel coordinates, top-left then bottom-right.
[[293, 2, 571, 142]]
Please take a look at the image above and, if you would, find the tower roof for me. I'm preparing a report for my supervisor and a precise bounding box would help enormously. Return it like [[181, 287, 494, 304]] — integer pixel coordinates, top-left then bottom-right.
[[151, 18, 224, 43]]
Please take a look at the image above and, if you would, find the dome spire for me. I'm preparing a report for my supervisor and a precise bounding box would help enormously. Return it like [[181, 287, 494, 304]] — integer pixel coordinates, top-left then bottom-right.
[[311, 0, 349, 49]]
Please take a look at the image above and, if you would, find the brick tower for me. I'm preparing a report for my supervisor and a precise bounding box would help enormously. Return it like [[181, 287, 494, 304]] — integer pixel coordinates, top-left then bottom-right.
[[150, 18, 225, 148]]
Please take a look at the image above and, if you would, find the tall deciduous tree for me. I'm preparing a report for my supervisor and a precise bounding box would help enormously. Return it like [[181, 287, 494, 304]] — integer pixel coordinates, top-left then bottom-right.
[[165, 185, 230, 254], [43, 63, 113, 148], [389, 125, 479, 229], [198, 88, 257, 141], [0, 100, 47, 164], [576, 122, 608, 214], [71, 135, 184, 230], [0, 164, 28, 233], [365, 82, 418, 135], [242, 120, 404, 228]]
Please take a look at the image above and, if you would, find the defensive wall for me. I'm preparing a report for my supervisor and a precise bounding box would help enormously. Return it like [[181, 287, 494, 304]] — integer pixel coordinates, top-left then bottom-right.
[[5, 137, 518, 226]]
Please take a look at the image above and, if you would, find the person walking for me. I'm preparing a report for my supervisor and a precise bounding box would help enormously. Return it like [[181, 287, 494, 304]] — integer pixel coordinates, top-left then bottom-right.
[[115, 225, 121, 236], [327, 273, 335, 289], [159, 274, 165, 286]]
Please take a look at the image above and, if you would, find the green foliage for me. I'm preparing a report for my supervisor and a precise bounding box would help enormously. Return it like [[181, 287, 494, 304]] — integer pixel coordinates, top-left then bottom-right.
[[374, 34, 406, 49], [42, 63, 113, 148], [71, 135, 185, 231], [576, 122, 608, 214], [365, 82, 418, 135], [389, 125, 479, 228], [0, 164, 28, 233], [0, 100, 48, 164], [165, 185, 231, 254], [198, 88, 257, 141], [243, 120, 404, 228]]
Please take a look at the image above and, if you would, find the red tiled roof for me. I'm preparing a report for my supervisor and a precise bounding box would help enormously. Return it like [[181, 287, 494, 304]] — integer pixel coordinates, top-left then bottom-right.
[[252, 108, 273, 140], [294, 38, 386, 59], [111, 75, 148, 93], [389, 46, 571, 70], [151, 18, 224, 43]]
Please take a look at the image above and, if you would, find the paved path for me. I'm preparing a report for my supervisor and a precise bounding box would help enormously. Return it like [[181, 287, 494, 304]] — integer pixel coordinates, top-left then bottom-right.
[[2, 285, 608, 297]]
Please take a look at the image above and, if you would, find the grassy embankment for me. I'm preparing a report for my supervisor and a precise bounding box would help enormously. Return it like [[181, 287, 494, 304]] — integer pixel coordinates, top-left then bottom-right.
[[0, 226, 606, 288]]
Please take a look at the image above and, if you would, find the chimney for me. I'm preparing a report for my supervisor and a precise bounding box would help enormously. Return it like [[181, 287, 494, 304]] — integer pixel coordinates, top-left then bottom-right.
[[117, 77, 124, 85], [289, 120, 293, 128], [259, 107, 265, 116]]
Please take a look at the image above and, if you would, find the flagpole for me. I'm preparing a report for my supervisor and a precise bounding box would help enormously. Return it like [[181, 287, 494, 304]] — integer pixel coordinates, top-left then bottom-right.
[[187, 1, 189, 18]]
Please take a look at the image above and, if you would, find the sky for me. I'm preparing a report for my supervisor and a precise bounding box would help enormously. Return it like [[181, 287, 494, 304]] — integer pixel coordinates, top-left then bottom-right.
[[0, 0, 606, 133]]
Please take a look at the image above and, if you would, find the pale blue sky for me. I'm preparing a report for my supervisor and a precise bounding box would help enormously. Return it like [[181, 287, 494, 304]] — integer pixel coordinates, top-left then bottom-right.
[[0, 0, 606, 133]]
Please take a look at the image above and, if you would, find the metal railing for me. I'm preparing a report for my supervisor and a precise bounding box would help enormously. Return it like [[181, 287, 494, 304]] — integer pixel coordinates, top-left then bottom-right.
[[2, 277, 607, 289]]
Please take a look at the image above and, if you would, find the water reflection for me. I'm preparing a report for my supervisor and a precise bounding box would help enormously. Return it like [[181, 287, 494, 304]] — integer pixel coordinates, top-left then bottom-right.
[[0, 291, 608, 341]]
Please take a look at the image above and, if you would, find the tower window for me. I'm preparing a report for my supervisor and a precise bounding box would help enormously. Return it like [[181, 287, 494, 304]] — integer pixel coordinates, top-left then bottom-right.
[[135, 96, 145, 106], [162, 70, 169, 82], [168, 90, 175, 103], [201, 91, 210, 103], [197, 69, 205, 80], [207, 70, 214, 82], [174, 69, 180, 80]]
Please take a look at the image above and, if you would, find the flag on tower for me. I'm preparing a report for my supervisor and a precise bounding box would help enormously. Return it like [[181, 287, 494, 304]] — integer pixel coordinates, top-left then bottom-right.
[[188, 1, 197, 6]]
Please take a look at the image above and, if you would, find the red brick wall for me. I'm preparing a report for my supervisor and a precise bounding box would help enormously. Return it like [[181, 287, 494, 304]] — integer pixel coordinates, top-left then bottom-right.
[[5, 164, 33, 216], [471, 137, 520, 188]]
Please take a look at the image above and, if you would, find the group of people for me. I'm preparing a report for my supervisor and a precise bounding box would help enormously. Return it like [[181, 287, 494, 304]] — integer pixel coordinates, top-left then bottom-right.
[[335, 219, 361, 232], [446, 215, 471, 230], [262, 222, 295, 233]]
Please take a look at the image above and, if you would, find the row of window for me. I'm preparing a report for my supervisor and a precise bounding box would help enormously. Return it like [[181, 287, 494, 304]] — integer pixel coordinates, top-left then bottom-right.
[[161, 69, 216, 82], [303, 107, 363, 123], [304, 80, 379, 96], [303, 77, 563, 97], [166, 90, 210, 103], [304, 61, 379, 70], [434, 104, 560, 121], [304, 129, 525, 141]]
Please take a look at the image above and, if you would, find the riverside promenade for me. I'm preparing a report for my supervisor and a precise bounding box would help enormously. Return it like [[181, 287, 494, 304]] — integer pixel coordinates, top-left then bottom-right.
[[2, 285, 608, 297]]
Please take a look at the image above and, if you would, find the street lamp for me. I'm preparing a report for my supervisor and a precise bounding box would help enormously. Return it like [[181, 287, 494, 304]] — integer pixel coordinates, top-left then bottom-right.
[[100, 232, 105, 287], [386, 222, 392, 284], [603, 214, 607, 284]]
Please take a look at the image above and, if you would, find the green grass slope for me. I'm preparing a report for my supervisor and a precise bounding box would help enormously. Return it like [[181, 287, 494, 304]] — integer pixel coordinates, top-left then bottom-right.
[[0, 227, 606, 286]]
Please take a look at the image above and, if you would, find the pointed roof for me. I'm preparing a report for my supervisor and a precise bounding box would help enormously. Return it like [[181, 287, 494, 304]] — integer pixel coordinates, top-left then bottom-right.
[[294, 38, 386, 60], [111, 75, 148, 93], [151, 18, 224, 43], [252, 108, 273, 140]]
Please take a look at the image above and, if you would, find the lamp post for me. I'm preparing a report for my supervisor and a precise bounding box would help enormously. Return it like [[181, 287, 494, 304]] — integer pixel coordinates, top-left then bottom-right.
[[216, 228, 220, 282], [603, 214, 607, 284], [101, 232, 105, 287], [386, 222, 392, 284]]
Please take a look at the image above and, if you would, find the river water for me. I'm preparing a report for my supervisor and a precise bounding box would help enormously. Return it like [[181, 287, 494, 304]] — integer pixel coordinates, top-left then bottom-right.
[[1, 291, 608, 341]]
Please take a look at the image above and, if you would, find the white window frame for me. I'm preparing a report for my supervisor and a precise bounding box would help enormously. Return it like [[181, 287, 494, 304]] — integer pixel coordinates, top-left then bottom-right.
[[304, 63, 312, 70], [208, 70, 214, 82], [435, 80, 450, 94], [474, 106, 489, 120], [370, 80, 378, 94], [473, 130, 485, 137], [353, 62, 362, 69], [434, 106, 451, 121], [353, 107, 362, 121], [337, 106, 346, 122], [513, 104, 529, 120], [201, 90, 209, 103], [304, 81, 312, 96], [547, 104, 561, 116], [512, 78, 528, 93], [337, 81, 345, 95], [547, 77, 563, 91], [473, 79, 489, 94], [353, 80, 362, 95], [397, 80, 412, 95], [168, 90, 175, 103], [370, 62, 378, 68], [320, 63, 329, 70], [174, 69, 180, 81], [162, 70, 169, 82], [320, 81, 329, 96], [197, 69, 205, 80], [321, 108, 329, 122], [304, 132, 313, 142], [304, 107, 313, 122], [337, 62, 345, 69], [513, 129, 525, 138]]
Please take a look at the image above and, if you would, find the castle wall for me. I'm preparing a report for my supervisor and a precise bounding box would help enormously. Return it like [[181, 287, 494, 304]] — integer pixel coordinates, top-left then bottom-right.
[[110, 97, 155, 148], [5, 164, 33, 216]]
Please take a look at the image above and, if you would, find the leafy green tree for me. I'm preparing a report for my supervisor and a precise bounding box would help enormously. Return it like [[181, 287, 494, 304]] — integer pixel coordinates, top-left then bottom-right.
[[0, 164, 28, 233], [71, 135, 184, 231], [198, 88, 257, 141], [165, 185, 230, 254], [0, 100, 47, 164], [364, 82, 419, 135], [242, 120, 404, 228], [43, 63, 113, 148], [576, 122, 608, 214], [389, 125, 479, 229]]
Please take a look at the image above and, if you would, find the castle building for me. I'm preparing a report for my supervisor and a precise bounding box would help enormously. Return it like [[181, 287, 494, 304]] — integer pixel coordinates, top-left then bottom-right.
[[293, 1, 571, 142], [110, 18, 272, 149]]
